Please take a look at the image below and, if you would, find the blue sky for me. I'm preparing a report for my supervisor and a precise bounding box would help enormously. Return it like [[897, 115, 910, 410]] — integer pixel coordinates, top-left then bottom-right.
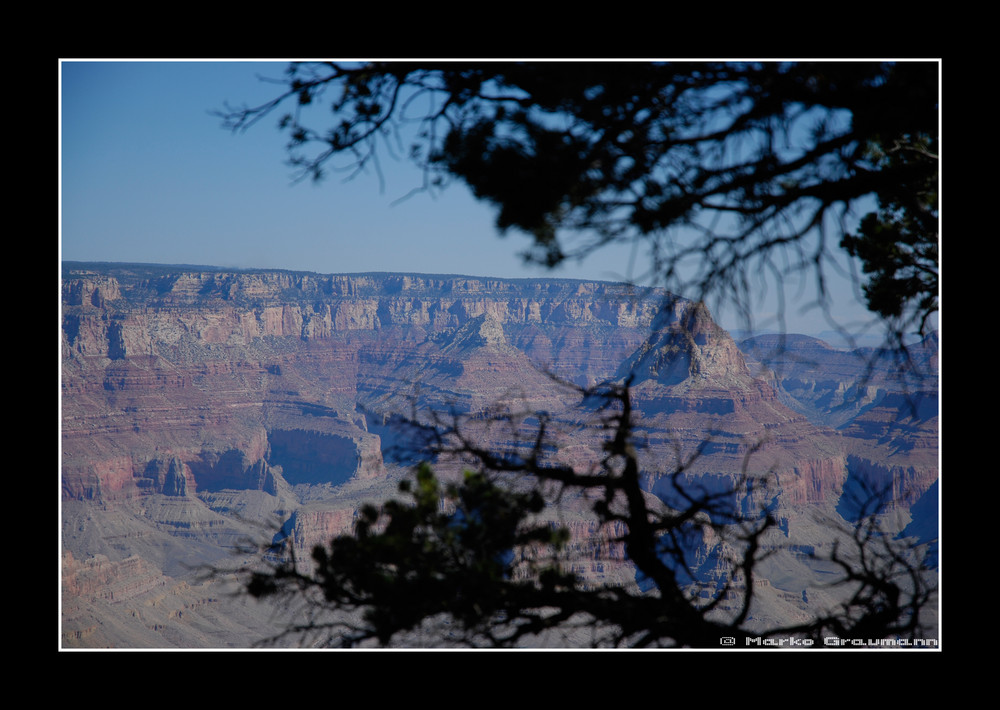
[[59, 59, 889, 337], [60, 61, 542, 277]]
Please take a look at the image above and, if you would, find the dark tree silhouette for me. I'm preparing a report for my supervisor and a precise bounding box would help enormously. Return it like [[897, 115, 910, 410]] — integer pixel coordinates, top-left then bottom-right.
[[218, 60, 938, 342], [218, 61, 939, 648], [240, 378, 936, 648]]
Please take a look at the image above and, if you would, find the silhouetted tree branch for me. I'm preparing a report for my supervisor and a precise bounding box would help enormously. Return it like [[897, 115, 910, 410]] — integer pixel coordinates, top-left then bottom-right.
[[217, 60, 939, 343], [214, 60, 939, 650], [238, 379, 936, 648]]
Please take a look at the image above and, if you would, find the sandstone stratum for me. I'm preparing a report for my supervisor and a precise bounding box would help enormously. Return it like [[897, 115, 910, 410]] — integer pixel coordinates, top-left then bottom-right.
[[60, 262, 939, 648]]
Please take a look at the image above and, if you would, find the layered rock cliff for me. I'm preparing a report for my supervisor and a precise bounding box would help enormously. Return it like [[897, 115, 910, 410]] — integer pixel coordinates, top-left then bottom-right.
[[62, 264, 663, 507]]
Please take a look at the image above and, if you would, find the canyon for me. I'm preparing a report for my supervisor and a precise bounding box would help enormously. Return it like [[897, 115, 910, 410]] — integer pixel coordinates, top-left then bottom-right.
[[60, 262, 940, 648]]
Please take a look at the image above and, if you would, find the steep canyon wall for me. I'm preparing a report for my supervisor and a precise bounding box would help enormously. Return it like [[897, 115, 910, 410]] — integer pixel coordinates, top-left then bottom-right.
[[60, 263, 939, 647]]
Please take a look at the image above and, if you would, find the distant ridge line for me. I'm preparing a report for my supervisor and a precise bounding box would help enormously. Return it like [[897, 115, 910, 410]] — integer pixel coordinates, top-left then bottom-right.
[[61, 260, 666, 291]]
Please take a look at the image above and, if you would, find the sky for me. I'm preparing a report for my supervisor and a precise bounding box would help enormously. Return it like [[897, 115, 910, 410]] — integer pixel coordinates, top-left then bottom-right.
[[59, 59, 892, 338]]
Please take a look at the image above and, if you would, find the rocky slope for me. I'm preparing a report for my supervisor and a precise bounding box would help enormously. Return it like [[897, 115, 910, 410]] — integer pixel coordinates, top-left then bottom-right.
[[60, 262, 939, 647], [739, 332, 939, 514]]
